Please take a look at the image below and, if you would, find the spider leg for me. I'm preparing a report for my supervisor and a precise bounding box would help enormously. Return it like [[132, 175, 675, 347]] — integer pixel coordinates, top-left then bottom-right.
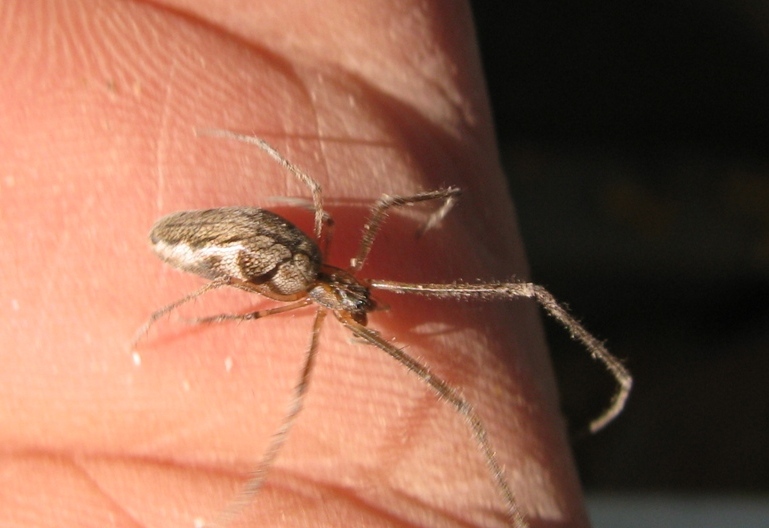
[[131, 276, 231, 348], [207, 307, 328, 528], [368, 279, 632, 433], [185, 299, 312, 325], [334, 310, 527, 528], [350, 187, 462, 272], [195, 128, 330, 241]]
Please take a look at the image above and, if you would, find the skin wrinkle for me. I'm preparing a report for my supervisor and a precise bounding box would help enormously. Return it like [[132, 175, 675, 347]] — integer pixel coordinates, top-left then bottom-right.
[[155, 58, 179, 214], [156, 1, 480, 139]]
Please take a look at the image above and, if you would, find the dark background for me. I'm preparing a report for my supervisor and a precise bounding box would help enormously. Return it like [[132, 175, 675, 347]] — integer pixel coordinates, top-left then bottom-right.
[[470, 1, 769, 492]]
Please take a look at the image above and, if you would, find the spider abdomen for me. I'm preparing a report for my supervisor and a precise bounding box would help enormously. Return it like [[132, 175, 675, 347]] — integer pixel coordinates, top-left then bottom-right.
[[149, 207, 322, 297]]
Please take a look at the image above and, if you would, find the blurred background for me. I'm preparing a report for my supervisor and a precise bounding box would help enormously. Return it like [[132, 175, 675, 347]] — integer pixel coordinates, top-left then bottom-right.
[[470, 0, 769, 523]]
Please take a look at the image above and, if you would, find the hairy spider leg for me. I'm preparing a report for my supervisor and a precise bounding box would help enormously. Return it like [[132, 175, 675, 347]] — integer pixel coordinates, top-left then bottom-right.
[[349, 187, 463, 272], [131, 276, 231, 348], [195, 128, 329, 241], [368, 279, 632, 434], [335, 310, 527, 528], [207, 308, 328, 528]]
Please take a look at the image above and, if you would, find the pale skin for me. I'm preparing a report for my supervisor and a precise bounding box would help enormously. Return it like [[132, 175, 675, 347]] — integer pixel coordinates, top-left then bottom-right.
[[0, 1, 592, 527]]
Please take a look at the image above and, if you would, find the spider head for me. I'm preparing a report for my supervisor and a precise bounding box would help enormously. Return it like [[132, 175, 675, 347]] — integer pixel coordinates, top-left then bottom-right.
[[309, 266, 375, 324]]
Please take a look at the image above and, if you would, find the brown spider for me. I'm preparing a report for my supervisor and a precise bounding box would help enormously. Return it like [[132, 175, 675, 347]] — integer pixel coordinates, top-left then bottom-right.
[[135, 130, 631, 528]]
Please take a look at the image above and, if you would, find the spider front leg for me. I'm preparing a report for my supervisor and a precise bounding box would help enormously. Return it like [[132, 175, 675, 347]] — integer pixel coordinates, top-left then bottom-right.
[[350, 187, 462, 272], [368, 279, 632, 433]]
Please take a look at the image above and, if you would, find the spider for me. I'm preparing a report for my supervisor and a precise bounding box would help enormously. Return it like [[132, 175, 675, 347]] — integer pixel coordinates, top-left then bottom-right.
[[135, 130, 631, 528]]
